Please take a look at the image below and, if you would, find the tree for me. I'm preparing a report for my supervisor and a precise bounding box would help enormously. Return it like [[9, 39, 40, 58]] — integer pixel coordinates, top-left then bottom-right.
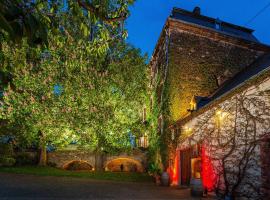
[[0, 0, 134, 46], [0, 31, 148, 166]]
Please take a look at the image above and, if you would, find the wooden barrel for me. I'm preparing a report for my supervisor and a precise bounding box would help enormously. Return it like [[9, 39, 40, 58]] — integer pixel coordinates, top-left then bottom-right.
[[190, 178, 203, 197]]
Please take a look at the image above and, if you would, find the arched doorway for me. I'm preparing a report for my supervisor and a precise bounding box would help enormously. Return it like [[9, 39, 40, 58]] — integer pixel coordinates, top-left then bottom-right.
[[105, 157, 144, 172], [63, 160, 94, 171]]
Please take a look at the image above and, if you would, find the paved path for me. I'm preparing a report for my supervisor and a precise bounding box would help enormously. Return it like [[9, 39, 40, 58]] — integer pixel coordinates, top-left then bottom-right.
[[0, 173, 198, 200]]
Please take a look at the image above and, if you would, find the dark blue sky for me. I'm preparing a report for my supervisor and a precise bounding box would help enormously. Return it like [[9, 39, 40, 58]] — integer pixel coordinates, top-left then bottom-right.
[[126, 0, 270, 56]]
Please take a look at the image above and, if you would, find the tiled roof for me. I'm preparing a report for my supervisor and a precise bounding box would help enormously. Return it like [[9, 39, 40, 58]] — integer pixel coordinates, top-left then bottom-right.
[[171, 7, 259, 43], [172, 53, 270, 127], [207, 53, 270, 104]]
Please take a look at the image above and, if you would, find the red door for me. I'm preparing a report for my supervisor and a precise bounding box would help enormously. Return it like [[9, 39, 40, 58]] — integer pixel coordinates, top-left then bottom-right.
[[180, 148, 192, 185]]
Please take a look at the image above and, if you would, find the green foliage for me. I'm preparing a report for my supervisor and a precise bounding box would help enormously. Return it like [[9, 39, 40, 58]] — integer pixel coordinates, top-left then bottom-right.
[[0, 156, 16, 167], [0, 0, 150, 157], [15, 152, 38, 166], [0, 30, 148, 154], [147, 162, 161, 177], [168, 32, 257, 121], [0, 143, 14, 156], [0, 166, 152, 182], [0, 0, 134, 47]]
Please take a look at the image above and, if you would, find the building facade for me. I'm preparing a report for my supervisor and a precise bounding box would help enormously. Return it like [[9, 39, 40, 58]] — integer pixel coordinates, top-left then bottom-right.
[[150, 7, 270, 199]]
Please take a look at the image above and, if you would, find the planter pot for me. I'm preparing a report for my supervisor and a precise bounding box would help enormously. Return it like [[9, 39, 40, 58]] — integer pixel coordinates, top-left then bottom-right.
[[161, 172, 170, 186], [190, 178, 203, 197], [155, 175, 161, 186], [225, 195, 234, 200]]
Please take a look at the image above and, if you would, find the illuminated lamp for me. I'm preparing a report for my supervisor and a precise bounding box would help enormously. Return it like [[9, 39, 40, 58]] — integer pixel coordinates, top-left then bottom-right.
[[182, 126, 193, 136], [215, 110, 228, 121], [138, 134, 149, 148]]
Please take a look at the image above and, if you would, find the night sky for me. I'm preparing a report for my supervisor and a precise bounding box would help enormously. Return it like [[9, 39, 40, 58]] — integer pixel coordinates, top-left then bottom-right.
[[126, 0, 270, 57]]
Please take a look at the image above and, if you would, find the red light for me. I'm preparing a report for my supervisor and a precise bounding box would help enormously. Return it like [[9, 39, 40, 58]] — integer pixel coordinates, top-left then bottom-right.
[[168, 150, 180, 185], [201, 145, 217, 191]]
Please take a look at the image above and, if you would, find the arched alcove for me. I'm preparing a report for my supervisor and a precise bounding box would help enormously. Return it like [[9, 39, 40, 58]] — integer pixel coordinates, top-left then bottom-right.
[[105, 157, 144, 173], [63, 160, 94, 171]]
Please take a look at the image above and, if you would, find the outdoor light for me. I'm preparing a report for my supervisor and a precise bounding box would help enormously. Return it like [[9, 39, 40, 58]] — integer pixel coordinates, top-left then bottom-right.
[[182, 126, 193, 136], [138, 134, 149, 148], [215, 110, 228, 121], [171, 129, 175, 141]]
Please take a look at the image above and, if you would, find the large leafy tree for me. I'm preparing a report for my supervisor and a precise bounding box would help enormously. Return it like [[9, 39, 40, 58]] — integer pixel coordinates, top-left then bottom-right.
[[0, 1, 149, 166], [0, 0, 134, 46]]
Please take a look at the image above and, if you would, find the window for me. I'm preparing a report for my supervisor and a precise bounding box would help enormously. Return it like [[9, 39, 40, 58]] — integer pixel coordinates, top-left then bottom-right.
[[171, 128, 175, 141], [215, 18, 222, 30]]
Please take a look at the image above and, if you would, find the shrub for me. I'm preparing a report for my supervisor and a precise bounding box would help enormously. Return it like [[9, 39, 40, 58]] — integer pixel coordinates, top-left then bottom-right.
[[47, 162, 57, 167], [0, 143, 14, 156], [0, 157, 16, 167], [15, 152, 38, 166], [147, 162, 161, 177]]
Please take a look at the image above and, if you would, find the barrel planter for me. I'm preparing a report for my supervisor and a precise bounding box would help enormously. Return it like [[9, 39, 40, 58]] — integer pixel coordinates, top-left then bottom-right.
[[190, 178, 203, 197], [161, 172, 170, 186]]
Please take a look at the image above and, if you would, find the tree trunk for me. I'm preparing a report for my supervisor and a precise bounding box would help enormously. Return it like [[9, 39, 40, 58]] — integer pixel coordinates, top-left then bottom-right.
[[94, 150, 104, 171], [39, 143, 47, 166], [38, 130, 47, 166]]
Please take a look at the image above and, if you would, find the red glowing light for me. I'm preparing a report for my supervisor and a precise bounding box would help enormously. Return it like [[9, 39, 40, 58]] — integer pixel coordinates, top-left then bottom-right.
[[201, 145, 217, 191], [168, 150, 180, 185]]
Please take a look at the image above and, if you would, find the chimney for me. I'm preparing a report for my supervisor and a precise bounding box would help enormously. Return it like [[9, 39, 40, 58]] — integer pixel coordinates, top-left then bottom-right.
[[193, 6, 201, 15]]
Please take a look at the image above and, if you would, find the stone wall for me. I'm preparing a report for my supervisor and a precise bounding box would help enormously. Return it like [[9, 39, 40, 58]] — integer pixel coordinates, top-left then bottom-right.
[[48, 150, 96, 168], [47, 149, 147, 172], [167, 28, 263, 122], [177, 77, 270, 199], [260, 135, 270, 200]]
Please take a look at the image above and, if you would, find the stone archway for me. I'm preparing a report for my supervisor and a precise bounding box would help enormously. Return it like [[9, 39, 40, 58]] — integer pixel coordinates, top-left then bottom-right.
[[63, 160, 94, 171], [104, 157, 144, 173]]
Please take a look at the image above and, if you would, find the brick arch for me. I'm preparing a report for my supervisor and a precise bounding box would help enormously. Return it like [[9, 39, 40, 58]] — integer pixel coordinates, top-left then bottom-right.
[[104, 157, 144, 173], [63, 160, 94, 171]]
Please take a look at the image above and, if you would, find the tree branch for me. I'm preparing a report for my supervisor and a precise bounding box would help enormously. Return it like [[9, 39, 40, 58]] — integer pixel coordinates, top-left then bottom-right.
[[77, 0, 128, 23]]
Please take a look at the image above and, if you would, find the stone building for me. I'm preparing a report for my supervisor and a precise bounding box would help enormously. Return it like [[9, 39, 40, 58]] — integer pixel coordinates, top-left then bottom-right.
[[150, 7, 270, 199]]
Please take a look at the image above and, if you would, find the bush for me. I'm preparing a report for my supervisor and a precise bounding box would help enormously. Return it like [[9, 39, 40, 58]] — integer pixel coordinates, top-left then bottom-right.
[[47, 162, 57, 167], [147, 162, 161, 177], [0, 157, 16, 167], [15, 152, 38, 166], [0, 143, 14, 156]]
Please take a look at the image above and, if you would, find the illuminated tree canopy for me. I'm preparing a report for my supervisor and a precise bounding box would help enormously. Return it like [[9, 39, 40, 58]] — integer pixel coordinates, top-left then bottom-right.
[[0, 0, 149, 158]]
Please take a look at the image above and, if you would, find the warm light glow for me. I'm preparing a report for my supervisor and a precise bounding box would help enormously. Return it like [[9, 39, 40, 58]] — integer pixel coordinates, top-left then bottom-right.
[[191, 158, 201, 179], [168, 151, 180, 186], [138, 135, 149, 148], [215, 110, 228, 120], [171, 129, 175, 141], [201, 145, 217, 191], [182, 126, 193, 135]]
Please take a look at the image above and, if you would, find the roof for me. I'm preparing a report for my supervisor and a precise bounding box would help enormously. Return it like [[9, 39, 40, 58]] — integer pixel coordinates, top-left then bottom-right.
[[150, 7, 270, 68], [208, 53, 270, 103], [172, 53, 270, 128], [171, 7, 259, 43]]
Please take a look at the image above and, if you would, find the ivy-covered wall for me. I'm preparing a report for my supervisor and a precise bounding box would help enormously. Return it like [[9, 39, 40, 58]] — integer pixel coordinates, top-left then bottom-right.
[[150, 20, 269, 170], [167, 28, 263, 122]]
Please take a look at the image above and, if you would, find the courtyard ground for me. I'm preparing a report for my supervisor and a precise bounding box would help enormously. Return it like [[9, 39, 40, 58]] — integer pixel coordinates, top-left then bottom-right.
[[0, 172, 199, 200]]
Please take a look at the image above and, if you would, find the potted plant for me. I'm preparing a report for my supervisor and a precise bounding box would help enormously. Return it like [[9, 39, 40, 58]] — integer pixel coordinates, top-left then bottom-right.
[[148, 163, 162, 186]]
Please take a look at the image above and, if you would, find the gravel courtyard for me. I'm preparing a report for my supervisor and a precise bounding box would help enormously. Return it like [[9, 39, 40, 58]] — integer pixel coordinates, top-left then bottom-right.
[[0, 173, 198, 200]]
